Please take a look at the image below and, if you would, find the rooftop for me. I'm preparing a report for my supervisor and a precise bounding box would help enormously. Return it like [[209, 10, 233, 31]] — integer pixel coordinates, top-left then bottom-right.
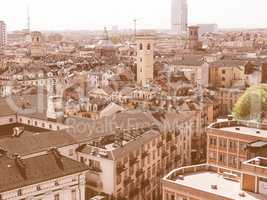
[[208, 120, 267, 139], [0, 150, 89, 193], [163, 164, 266, 200]]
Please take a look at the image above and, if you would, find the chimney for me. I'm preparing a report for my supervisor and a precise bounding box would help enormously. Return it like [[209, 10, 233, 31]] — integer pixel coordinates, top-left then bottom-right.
[[49, 147, 64, 170], [14, 154, 26, 179]]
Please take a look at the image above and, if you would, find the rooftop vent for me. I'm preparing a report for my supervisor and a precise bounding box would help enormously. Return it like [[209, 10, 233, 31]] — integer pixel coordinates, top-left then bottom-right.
[[235, 127, 240, 131], [178, 175, 184, 180], [211, 184, 218, 190], [256, 130, 261, 134], [12, 127, 24, 137], [239, 192, 246, 197]]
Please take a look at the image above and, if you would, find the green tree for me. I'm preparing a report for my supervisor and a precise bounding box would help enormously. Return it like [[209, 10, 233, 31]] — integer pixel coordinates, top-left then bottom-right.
[[233, 84, 267, 120]]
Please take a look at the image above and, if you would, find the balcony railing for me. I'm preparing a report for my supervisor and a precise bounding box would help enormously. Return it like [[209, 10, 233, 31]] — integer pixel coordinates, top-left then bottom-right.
[[141, 179, 150, 188], [129, 157, 138, 166], [116, 164, 126, 174], [129, 187, 139, 197], [170, 145, 177, 152], [161, 151, 168, 159], [166, 133, 172, 142], [141, 151, 149, 159], [136, 169, 144, 177], [124, 177, 133, 186], [157, 141, 163, 148]]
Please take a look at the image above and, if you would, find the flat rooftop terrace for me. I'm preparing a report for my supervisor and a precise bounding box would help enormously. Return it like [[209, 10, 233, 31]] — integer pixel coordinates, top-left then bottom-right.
[[220, 126, 267, 138], [209, 120, 267, 139], [164, 164, 266, 200]]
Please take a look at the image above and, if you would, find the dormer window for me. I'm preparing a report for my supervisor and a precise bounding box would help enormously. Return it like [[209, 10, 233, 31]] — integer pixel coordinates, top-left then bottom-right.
[[37, 185, 41, 191], [17, 189, 22, 196]]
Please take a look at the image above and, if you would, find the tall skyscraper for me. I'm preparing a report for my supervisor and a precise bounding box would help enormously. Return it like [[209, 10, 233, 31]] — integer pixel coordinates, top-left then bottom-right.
[[0, 21, 7, 48], [171, 0, 188, 36]]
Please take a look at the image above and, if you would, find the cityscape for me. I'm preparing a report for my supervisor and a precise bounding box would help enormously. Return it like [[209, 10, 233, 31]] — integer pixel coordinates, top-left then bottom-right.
[[0, 0, 267, 200]]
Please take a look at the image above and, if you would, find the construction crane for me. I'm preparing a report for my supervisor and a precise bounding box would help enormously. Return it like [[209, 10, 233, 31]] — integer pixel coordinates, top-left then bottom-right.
[[133, 18, 143, 39]]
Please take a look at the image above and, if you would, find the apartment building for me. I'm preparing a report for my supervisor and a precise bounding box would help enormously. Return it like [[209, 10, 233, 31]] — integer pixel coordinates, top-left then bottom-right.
[[209, 60, 245, 88], [72, 111, 195, 200], [162, 162, 267, 200], [216, 88, 244, 115], [207, 120, 267, 170], [0, 149, 88, 200]]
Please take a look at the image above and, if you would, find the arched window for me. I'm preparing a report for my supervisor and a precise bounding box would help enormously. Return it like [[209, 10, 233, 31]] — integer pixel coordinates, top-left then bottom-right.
[[139, 43, 143, 50], [147, 43, 151, 50]]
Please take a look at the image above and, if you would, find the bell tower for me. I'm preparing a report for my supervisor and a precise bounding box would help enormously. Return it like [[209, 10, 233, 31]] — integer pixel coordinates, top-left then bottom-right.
[[136, 34, 155, 86], [31, 31, 45, 59]]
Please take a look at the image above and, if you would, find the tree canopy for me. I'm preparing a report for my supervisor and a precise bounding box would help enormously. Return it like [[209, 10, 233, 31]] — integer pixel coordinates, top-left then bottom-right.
[[233, 84, 267, 120]]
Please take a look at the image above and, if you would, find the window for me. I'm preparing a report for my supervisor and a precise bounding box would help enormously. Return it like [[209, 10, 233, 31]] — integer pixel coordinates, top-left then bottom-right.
[[36, 185, 41, 191], [34, 121, 38, 126], [147, 43, 151, 50], [27, 120, 30, 124], [54, 194, 60, 200], [71, 190, 76, 200], [69, 149, 74, 156], [9, 118, 13, 122], [222, 77, 225, 81], [18, 189, 22, 196], [42, 123, 45, 128], [80, 157, 84, 163], [139, 43, 143, 50], [49, 124, 52, 129], [222, 70, 226, 74]]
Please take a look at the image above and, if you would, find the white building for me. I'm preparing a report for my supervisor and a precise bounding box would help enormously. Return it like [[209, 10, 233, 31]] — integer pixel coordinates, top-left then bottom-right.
[[171, 0, 188, 35], [0, 21, 7, 48], [0, 150, 88, 200]]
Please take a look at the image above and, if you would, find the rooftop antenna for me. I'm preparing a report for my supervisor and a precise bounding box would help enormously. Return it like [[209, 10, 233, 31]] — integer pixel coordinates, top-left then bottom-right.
[[27, 4, 30, 33], [133, 18, 143, 40]]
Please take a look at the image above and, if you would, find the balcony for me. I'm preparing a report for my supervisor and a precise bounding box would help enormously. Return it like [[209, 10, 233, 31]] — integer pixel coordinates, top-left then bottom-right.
[[123, 177, 133, 186], [129, 156, 138, 166], [175, 130, 180, 137], [170, 145, 177, 152], [174, 155, 181, 162], [141, 178, 150, 188], [136, 169, 144, 177], [129, 187, 139, 198], [157, 141, 163, 148], [161, 151, 168, 159], [116, 164, 126, 174], [166, 133, 172, 142], [141, 151, 149, 159]]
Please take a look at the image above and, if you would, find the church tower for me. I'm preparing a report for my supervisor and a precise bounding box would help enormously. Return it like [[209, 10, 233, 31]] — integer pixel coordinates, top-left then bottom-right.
[[46, 75, 64, 121], [136, 34, 155, 86], [31, 31, 45, 59]]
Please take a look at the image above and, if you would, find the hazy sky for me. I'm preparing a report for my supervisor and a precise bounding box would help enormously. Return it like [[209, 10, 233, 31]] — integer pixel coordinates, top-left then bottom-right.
[[0, 0, 266, 31]]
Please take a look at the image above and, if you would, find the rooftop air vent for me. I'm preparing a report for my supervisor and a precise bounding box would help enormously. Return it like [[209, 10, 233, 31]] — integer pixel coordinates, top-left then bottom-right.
[[235, 127, 240, 131], [256, 130, 260, 134], [211, 184, 218, 190], [239, 192, 246, 197]]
